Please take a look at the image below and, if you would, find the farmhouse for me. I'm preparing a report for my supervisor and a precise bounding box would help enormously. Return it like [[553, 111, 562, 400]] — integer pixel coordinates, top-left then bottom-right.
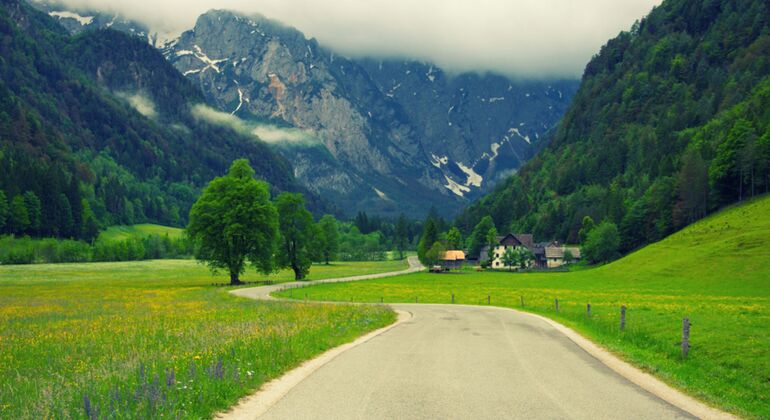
[[480, 233, 535, 270], [481, 235, 581, 270], [537, 241, 582, 269]]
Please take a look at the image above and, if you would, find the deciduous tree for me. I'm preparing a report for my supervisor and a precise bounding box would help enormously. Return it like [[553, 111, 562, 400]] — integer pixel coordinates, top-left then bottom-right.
[[468, 216, 496, 258], [417, 217, 439, 266], [316, 214, 339, 265], [445, 227, 462, 250], [187, 160, 279, 285], [276, 193, 315, 280], [583, 221, 621, 264]]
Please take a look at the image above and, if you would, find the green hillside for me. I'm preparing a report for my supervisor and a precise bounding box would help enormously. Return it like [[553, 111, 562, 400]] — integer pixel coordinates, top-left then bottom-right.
[[97, 224, 185, 242], [457, 0, 770, 254], [0, 0, 311, 241], [279, 195, 770, 417]]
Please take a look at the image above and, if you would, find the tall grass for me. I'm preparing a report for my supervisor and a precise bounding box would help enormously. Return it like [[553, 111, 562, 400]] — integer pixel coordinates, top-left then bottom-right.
[[0, 259, 401, 418]]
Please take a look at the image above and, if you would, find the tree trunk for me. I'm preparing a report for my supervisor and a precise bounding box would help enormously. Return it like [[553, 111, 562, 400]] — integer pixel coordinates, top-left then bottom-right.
[[229, 272, 241, 286], [293, 264, 304, 281]]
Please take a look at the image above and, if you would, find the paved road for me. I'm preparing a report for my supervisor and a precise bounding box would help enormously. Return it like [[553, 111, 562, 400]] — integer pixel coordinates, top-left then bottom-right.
[[230, 259, 693, 419], [230, 256, 424, 301]]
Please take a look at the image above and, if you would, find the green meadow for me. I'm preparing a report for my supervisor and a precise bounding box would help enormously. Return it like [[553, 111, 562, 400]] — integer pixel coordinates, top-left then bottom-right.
[[0, 259, 405, 418], [275, 196, 770, 418], [97, 224, 186, 242]]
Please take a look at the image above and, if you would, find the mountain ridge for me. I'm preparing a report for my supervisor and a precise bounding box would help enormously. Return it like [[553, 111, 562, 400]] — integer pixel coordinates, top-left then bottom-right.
[[36, 3, 579, 217]]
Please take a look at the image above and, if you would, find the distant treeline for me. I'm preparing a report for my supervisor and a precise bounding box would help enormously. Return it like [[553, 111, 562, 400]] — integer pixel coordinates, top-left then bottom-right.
[[0, 234, 192, 265]]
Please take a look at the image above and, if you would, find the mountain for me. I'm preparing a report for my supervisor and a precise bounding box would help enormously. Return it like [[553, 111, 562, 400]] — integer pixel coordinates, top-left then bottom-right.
[[457, 0, 770, 251], [35, 4, 578, 217], [0, 0, 307, 239]]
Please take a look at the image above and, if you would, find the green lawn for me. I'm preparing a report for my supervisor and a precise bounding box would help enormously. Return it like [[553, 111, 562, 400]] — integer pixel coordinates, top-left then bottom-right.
[[98, 224, 186, 242], [275, 196, 770, 418], [0, 259, 406, 418]]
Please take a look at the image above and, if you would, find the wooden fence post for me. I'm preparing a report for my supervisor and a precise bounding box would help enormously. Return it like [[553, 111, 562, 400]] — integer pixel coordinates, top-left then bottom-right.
[[620, 305, 627, 331], [682, 317, 691, 357], [487, 295, 490, 305], [555, 298, 559, 312], [451, 293, 455, 304], [587, 303, 591, 317]]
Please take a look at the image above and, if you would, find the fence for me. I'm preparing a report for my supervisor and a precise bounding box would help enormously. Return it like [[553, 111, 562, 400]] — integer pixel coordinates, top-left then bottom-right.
[[274, 282, 694, 358]]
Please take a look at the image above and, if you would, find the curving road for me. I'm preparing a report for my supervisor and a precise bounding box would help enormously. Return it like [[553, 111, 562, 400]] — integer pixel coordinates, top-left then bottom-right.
[[226, 258, 709, 420]]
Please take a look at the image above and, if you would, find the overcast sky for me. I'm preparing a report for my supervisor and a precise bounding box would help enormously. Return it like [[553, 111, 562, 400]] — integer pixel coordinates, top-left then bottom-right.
[[47, 0, 662, 78]]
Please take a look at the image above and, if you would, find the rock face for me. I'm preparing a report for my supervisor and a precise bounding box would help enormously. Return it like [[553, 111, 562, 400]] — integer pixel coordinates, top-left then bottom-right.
[[40, 5, 578, 217]]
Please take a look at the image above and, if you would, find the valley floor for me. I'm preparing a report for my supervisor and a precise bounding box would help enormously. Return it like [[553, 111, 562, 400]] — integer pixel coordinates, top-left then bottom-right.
[[274, 197, 770, 418], [0, 259, 406, 418]]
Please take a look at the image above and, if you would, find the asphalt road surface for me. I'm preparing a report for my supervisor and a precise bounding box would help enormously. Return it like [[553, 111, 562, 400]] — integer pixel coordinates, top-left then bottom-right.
[[231, 258, 693, 419]]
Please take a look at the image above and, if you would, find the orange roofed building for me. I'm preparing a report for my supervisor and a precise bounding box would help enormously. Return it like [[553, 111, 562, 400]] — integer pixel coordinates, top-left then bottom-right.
[[440, 250, 466, 270]]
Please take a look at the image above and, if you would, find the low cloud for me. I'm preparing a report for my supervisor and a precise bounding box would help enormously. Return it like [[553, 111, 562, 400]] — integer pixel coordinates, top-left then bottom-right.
[[192, 104, 318, 146], [39, 0, 662, 78], [117, 91, 157, 118], [191, 103, 247, 132]]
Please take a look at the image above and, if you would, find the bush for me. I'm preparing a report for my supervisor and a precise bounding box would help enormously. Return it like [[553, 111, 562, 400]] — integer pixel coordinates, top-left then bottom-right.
[[583, 221, 621, 264], [0, 234, 192, 265]]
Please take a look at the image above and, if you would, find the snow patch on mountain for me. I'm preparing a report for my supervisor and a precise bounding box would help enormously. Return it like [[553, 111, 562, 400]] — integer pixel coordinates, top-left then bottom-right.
[[49, 11, 93, 26], [192, 45, 227, 73], [232, 88, 244, 115], [509, 127, 531, 144], [457, 162, 483, 188], [430, 154, 449, 168], [444, 175, 470, 197], [373, 188, 389, 200]]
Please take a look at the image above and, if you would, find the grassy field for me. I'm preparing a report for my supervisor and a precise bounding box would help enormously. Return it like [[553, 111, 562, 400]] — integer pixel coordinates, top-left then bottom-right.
[[275, 196, 770, 418], [0, 259, 407, 418], [97, 224, 185, 242]]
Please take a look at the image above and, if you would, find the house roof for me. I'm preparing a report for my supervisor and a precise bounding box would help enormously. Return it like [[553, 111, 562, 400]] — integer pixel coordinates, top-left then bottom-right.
[[497, 233, 534, 249], [545, 246, 581, 259], [441, 250, 466, 261]]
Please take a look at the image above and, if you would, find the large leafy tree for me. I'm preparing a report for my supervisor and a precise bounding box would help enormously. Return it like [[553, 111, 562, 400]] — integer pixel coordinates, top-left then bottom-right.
[[316, 214, 339, 265], [187, 160, 278, 285], [276, 193, 315, 280]]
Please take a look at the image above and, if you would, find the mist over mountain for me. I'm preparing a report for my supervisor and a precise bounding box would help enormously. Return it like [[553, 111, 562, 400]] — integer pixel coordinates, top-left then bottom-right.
[[36, 4, 578, 217]]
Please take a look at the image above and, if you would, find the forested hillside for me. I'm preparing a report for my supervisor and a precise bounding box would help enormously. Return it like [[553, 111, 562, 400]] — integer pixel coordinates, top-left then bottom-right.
[[457, 0, 770, 252], [0, 0, 303, 240]]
